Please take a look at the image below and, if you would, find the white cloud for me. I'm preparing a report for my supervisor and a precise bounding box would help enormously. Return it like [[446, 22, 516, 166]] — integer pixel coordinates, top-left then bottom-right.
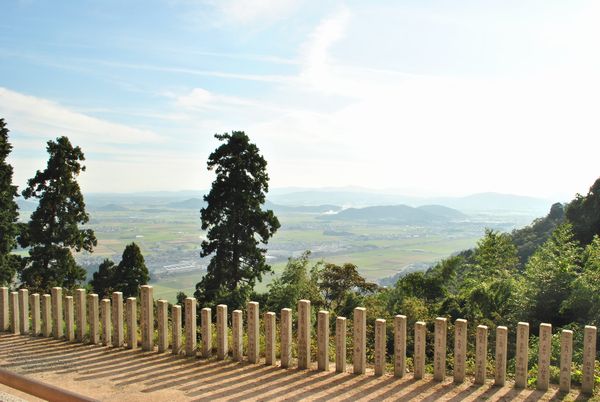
[[0, 87, 165, 146]]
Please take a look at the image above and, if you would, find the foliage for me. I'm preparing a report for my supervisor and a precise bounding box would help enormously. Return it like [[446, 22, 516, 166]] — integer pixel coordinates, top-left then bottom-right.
[[89, 243, 149, 298], [566, 178, 600, 245], [19, 136, 96, 293], [90, 259, 116, 298], [511, 202, 565, 266], [564, 235, 600, 326], [0, 119, 21, 287], [521, 223, 581, 327], [115, 242, 149, 298], [264, 251, 323, 313], [319, 262, 378, 311], [195, 132, 280, 310]]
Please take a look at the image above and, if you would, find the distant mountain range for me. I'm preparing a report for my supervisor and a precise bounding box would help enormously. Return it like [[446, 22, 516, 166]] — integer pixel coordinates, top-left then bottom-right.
[[318, 204, 467, 224], [268, 189, 553, 213], [17, 188, 554, 216]]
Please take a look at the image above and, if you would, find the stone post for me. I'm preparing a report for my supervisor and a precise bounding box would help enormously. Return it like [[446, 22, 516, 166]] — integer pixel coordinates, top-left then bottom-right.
[[414, 321, 426, 379], [201, 307, 212, 358], [394, 315, 406, 378], [495, 326, 508, 386], [336, 316, 347, 373], [42, 294, 51, 337], [515, 322, 529, 388], [65, 296, 74, 341], [157, 300, 168, 353], [75, 289, 86, 342], [30, 293, 40, 336], [247, 301, 259, 363], [353, 307, 366, 374], [112, 292, 124, 347], [265, 312, 276, 366], [374, 318, 386, 376], [454, 319, 467, 383], [185, 297, 196, 357], [232, 309, 243, 361], [51, 287, 63, 339], [0, 287, 8, 331], [280, 308, 292, 368], [298, 300, 311, 369], [318, 311, 329, 371], [537, 323, 552, 391], [18, 289, 29, 334], [10, 292, 19, 334], [217, 304, 227, 360], [475, 325, 488, 385], [434, 317, 447, 381], [101, 299, 111, 346], [126, 297, 137, 349], [559, 329, 573, 393], [172, 305, 182, 355], [141, 285, 154, 351], [582, 325, 597, 395], [88, 294, 99, 344]]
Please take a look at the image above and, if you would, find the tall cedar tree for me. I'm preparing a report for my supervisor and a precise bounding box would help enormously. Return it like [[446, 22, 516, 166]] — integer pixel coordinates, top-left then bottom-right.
[[0, 119, 21, 286], [195, 132, 280, 309], [20, 137, 97, 293]]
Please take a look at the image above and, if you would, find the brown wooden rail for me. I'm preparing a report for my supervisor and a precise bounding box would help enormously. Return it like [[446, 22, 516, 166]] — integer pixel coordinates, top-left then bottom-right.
[[0, 367, 98, 402]]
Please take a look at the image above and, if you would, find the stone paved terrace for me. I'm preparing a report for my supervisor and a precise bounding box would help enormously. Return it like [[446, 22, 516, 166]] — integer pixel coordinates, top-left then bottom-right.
[[0, 333, 593, 402]]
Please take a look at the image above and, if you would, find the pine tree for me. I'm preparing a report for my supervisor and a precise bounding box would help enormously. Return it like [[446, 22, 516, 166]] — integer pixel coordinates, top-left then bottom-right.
[[0, 119, 21, 286], [20, 136, 96, 293], [195, 132, 280, 309]]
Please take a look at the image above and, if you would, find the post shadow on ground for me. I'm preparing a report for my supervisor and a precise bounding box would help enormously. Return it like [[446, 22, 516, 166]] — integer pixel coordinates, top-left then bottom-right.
[[19, 346, 139, 375], [189, 367, 330, 401], [76, 352, 181, 381], [131, 359, 234, 389], [182, 364, 286, 398], [231, 368, 340, 401], [142, 359, 268, 393]]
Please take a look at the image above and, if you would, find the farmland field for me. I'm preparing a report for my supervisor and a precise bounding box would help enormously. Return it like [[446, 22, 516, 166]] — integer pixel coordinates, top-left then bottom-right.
[[60, 202, 539, 303]]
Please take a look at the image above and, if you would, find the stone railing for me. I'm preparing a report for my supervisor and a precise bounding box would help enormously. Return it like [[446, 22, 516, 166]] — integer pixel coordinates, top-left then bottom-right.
[[0, 285, 597, 396]]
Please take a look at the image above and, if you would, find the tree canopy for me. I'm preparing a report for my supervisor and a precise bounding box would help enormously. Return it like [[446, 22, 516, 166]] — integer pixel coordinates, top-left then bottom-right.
[[0, 119, 21, 287], [195, 132, 280, 309], [19, 136, 97, 293], [566, 178, 600, 245], [90, 243, 149, 298]]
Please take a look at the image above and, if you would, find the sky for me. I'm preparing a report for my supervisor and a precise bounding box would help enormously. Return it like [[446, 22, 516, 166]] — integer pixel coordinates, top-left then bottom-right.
[[1, 0, 599, 200]]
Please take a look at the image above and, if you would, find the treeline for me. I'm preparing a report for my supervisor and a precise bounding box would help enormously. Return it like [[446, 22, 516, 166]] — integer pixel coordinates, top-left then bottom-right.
[[0, 119, 148, 297]]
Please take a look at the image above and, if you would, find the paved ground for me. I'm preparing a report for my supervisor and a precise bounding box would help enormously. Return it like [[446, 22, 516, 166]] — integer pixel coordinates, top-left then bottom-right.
[[0, 333, 594, 401]]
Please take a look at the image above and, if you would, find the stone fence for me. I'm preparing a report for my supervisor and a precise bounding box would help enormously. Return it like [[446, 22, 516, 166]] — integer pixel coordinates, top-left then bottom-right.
[[0, 285, 597, 396]]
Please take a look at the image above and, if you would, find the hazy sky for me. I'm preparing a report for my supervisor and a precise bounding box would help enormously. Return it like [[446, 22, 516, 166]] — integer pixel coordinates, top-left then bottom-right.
[[1, 0, 599, 199]]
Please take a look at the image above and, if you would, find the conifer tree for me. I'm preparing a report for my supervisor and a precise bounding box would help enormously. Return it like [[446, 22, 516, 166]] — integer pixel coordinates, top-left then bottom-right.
[[90, 258, 116, 298], [20, 136, 96, 293], [195, 132, 280, 309], [0, 119, 21, 286], [114, 242, 149, 298]]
